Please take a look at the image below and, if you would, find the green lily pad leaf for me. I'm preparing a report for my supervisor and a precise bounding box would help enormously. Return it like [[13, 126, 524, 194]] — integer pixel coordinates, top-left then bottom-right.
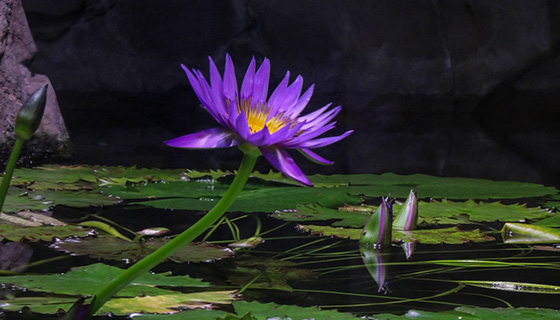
[[233, 301, 360, 320], [373, 307, 560, 319], [121, 185, 361, 213], [416, 200, 553, 224], [50, 237, 234, 263], [11, 165, 98, 186], [459, 280, 560, 294], [501, 223, 560, 244], [0, 224, 94, 242], [0, 211, 63, 227], [0, 296, 77, 314], [274, 203, 372, 228], [226, 256, 314, 292], [0, 263, 208, 297], [297, 225, 495, 244], [532, 214, 560, 227], [1, 187, 119, 213], [0, 291, 236, 316], [276, 199, 552, 228], [123, 309, 231, 319], [99, 291, 237, 315], [308, 173, 558, 199]]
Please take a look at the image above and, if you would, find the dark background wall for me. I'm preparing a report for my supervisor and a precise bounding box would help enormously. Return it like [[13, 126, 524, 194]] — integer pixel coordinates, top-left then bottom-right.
[[21, 0, 560, 185]]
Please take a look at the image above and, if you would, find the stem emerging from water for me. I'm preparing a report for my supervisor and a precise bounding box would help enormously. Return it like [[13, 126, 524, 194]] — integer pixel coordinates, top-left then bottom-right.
[[88, 148, 260, 316], [0, 137, 24, 212]]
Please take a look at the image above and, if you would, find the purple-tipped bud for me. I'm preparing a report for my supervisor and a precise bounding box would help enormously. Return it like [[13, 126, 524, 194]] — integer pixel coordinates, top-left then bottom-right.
[[15, 84, 48, 140], [360, 197, 393, 248], [393, 189, 418, 231]]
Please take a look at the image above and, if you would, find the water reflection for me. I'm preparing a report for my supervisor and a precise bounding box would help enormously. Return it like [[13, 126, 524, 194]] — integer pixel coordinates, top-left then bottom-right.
[[0, 242, 33, 272], [359, 246, 390, 293]]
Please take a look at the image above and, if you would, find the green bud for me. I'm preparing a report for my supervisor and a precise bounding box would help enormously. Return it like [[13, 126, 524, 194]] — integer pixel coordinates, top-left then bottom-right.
[[15, 84, 48, 140]]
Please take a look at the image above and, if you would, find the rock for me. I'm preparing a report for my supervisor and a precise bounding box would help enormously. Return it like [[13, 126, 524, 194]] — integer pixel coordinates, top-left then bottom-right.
[[0, 0, 71, 166], [19, 0, 560, 184]]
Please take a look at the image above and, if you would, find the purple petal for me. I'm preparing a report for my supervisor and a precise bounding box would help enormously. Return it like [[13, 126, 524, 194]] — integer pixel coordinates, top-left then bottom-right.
[[208, 57, 228, 120], [260, 147, 312, 186], [223, 54, 238, 102], [182, 65, 211, 108], [300, 130, 353, 149], [299, 148, 333, 165], [240, 57, 256, 99], [298, 103, 332, 123], [246, 126, 271, 146], [165, 127, 240, 149], [287, 84, 314, 118], [267, 71, 290, 114], [277, 75, 303, 113], [234, 110, 251, 140], [253, 58, 270, 104]]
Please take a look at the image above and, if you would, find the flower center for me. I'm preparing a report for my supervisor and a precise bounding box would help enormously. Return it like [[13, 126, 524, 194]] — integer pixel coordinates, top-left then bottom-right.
[[237, 98, 289, 134]]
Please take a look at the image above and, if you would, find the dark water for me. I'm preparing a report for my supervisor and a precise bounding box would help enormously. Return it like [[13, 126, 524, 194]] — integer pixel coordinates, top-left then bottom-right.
[[1, 203, 559, 319]]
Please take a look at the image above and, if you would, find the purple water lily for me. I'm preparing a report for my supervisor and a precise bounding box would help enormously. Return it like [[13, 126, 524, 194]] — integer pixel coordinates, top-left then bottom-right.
[[166, 54, 353, 186]]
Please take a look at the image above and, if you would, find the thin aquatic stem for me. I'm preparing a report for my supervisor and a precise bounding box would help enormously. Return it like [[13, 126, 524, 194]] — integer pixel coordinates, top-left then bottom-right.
[[88, 151, 259, 316], [0, 137, 24, 212]]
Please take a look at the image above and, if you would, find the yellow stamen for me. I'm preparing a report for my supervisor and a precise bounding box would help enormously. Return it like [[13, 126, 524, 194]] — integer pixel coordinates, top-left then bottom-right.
[[235, 98, 289, 134]]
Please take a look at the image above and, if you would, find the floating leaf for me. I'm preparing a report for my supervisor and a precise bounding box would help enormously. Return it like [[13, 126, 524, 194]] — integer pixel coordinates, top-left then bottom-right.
[[274, 203, 372, 228], [128, 309, 230, 319], [50, 237, 234, 263], [416, 200, 553, 224], [0, 211, 65, 227], [373, 307, 560, 319], [2, 187, 119, 213], [459, 280, 560, 294], [100, 291, 237, 315], [0, 224, 94, 242], [0, 291, 236, 316], [123, 185, 361, 213], [532, 213, 560, 228], [501, 223, 560, 244], [298, 225, 495, 245], [233, 301, 360, 320], [308, 173, 558, 199], [0, 263, 208, 297]]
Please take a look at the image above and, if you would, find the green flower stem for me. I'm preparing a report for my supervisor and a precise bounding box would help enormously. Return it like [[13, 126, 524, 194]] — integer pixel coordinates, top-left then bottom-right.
[[0, 137, 24, 212], [88, 149, 259, 316]]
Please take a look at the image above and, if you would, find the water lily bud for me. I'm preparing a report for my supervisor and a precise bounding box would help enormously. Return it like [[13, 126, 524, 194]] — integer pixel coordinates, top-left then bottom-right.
[[360, 196, 393, 248], [393, 189, 418, 231], [15, 84, 48, 140]]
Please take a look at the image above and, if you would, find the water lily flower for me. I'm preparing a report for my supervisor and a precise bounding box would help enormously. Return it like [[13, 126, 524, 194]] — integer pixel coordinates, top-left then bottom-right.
[[166, 54, 353, 186]]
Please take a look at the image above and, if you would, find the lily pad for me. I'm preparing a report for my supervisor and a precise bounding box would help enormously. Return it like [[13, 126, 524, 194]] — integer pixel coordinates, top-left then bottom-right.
[[309, 173, 558, 199], [123, 185, 361, 213], [0, 224, 94, 242], [297, 225, 495, 244], [0, 291, 236, 316], [416, 200, 553, 224], [373, 307, 560, 319], [1, 187, 119, 213], [233, 301, 360, 320], [0, 263, 209, 297], [126, 309, 231, 319], [100, 291, 237, 315], [50, 237, 234, 263], [278, 200, 553, 229]]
